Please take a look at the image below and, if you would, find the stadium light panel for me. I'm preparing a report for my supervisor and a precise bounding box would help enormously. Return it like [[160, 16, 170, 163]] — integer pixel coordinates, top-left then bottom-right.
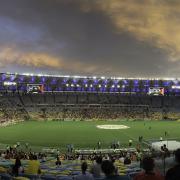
[[116, 77, 123, 80], [172, 85, 180, 89], [23, 73, 30, 76], [14, 72, 180, 81], [4, 81, 17, 86]]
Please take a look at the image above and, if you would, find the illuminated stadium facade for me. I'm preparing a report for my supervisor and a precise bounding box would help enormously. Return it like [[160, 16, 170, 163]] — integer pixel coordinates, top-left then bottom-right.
[[0, 72, 180, 95], [0, 72, 180, 122]]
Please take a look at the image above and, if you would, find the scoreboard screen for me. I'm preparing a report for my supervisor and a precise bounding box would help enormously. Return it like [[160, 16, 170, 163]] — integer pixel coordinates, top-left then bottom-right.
[[148, 87, 164, 96], [27, 84, 44, 93]]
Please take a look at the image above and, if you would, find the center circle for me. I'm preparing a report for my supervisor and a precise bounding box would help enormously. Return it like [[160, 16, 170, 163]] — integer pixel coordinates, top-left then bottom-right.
[[96, 125, 130, 130]]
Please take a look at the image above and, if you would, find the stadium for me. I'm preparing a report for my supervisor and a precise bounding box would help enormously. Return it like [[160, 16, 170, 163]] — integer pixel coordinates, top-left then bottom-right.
[[0, 72, 180, 179], [1, 0, 180, 179]]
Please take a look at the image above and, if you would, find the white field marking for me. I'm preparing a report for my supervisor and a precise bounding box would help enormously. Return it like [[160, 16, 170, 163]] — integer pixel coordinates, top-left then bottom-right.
[[96, 125, 130, 130]]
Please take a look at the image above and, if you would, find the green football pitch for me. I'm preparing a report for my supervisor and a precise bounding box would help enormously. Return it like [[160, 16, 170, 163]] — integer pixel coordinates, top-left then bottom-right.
[[0, 120, 180, 150]]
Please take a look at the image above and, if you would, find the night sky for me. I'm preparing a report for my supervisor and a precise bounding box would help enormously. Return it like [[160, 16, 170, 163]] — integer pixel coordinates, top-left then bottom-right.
[[0, 0, 180, 77]]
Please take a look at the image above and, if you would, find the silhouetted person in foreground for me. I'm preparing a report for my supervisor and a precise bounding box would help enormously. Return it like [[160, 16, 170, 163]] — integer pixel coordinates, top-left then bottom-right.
[[101, 160, 130, 180], [74, 161, 94, 180], [12, 156, 22, 176], [166, 148, 180, 180], [90, 156, 103, 178], [134, 156, 164, 180]]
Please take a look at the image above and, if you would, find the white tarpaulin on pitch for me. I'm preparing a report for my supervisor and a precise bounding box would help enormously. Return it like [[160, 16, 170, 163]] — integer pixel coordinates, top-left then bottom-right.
[[152, 140, 180, 151]]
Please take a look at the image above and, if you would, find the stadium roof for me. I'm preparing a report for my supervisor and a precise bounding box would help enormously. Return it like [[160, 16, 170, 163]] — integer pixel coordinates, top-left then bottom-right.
[[2, 72, 179, 81]]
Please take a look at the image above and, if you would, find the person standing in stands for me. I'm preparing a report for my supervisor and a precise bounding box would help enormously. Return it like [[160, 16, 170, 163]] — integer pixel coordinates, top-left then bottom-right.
[[124, 155, 131, 165], [166, 148, 180, 180], [134, 156, 164, 180], [101, 160, 130, 180], [26, 155, 41, 175], [90, 156, 103, 178], [12, 156, 23, 176], [55, 155, 61, 167], [74, 162, 94, 180]]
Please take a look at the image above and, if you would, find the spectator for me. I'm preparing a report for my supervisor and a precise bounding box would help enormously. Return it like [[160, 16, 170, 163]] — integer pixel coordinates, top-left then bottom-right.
[[101, 160, 130, 180], [162, 144, 170, 157], [90, 156, 103, 178], [134, 156, 164, 180], [124, 155, 131, 165], [12, 156, 23, 176], [119, 155, 125, 163], [166, 148, 180, 180], [74, 161, 94, 180], [26, 155, 41, 175], [55, 156, 61, 167]]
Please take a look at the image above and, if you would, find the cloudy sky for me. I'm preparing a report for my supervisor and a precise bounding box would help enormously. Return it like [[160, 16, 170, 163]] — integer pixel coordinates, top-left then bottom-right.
[[0, 0, 180, 77]]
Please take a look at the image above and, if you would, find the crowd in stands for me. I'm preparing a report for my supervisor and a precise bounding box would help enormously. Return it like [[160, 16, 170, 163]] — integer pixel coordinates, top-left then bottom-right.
[[45, 108, 148, 121], [0, 144, 180, 179], [0, 105, 162, 122], [26, 107, 159, 121], [29, 108, 164, 121], [0, 105, 177, 124], [1, 93, 180, 122]]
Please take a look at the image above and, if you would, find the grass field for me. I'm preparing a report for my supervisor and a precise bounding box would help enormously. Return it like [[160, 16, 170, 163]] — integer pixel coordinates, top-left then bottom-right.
[[0, 120, 180, 151]]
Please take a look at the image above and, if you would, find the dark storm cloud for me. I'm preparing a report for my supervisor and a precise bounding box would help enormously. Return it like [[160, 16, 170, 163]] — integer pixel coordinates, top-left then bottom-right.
[[0, 0, 180, 77]]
